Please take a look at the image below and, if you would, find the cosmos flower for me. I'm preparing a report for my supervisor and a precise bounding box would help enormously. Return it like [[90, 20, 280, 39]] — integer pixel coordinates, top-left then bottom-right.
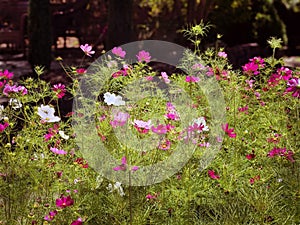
[[80, 44, 95, 57], [136, 50, 151, 63], [44, 210, 57, 221], [112, 46, 126, 58], [107, 182, 125, 196], [103, 92, 125, 106], [37, 105, 61, 123], [50, 147, 67, 155], [56, 195, 74, 208], [133, 119, 152, 133], [222, 123, 236, 138], [208, 170, 220, 180], [161, 72, 170, 83], [285, 77, 300, 98], [185, 76, 200, 83], [71, 218, 83, 225]]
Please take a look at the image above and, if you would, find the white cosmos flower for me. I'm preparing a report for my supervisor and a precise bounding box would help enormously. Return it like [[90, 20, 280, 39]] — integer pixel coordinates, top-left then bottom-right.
[[104, 92, 125, 106], [37, 104, 61, 122], [107, 181, 125, 196], [193, 117, 209, 132], [59, 130, 69, 140], [9, 98, 22, 109]]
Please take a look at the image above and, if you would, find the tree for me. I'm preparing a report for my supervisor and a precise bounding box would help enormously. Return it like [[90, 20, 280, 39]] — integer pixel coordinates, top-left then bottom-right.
[[28, 0, 52, 74], [106, 0, 133, 50]]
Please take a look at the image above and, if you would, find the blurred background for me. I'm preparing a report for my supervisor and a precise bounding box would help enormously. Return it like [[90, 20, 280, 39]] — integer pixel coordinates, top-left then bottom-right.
[[0, 0, 300, 75]]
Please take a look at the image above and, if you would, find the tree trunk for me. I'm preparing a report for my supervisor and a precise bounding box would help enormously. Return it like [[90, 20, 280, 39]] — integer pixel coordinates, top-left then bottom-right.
[[28, 0, 52, 74], [106, 0, 133, 50]]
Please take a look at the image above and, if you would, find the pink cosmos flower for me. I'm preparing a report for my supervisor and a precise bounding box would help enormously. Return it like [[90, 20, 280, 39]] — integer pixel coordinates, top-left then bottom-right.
[[0, 70, 14, 79], [185, 76, 200, 83], [113, 156, 139, 171], [71, 218, 83, 225], [151, 124, 168, 134], [218, 51, 227, 58], [208, 170, 220, 180], [221, 123, 236, 138], [245, 79, 255, 89], [44, 210, 58, 221], [158, 139, 171, 150], [285, 77, 300, 98], [52, 83, 66, 99], [112, 46, 126, 58], [56, 195, 74, 208], [145, 76, 153, 81], [161, 72, 170, 83], [146, 193, 157, 200], [50, 147, 67, 155], [110, 111, 130, 128], [0, 122, 9, 133], [134, 119, 152, 133], [80, 44, 95, 57], [165, 102, 180, 121], [205, 67, 213, 77], [3, 84, 27, 96], [187, 122, 204, 133], [136, 50, 151, 63], [254, 91, 261, 99]]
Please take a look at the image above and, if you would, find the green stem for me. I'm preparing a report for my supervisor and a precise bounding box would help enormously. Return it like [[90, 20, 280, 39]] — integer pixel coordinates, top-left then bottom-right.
[[129, 171, 133, 225]]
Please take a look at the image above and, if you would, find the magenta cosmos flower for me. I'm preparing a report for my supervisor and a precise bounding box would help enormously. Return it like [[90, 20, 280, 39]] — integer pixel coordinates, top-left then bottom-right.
[[208, 170, 220, 180], [185, 76, 200, 83], [56, 195, 74, 208], [222, 123, 236, 138], [112, 46, 126, 58], [52, 83, 66, 99], [0, 69, 14, 79], [113, 156, 139, 171], [242, 56, 265, 76], [161, 72, 170, 83], [80, 44, 95, 57], [71, 218, 83, 225], [136, 50, 151, 63], [0, 121, 9, 133], [285, 77, 300, 98]]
